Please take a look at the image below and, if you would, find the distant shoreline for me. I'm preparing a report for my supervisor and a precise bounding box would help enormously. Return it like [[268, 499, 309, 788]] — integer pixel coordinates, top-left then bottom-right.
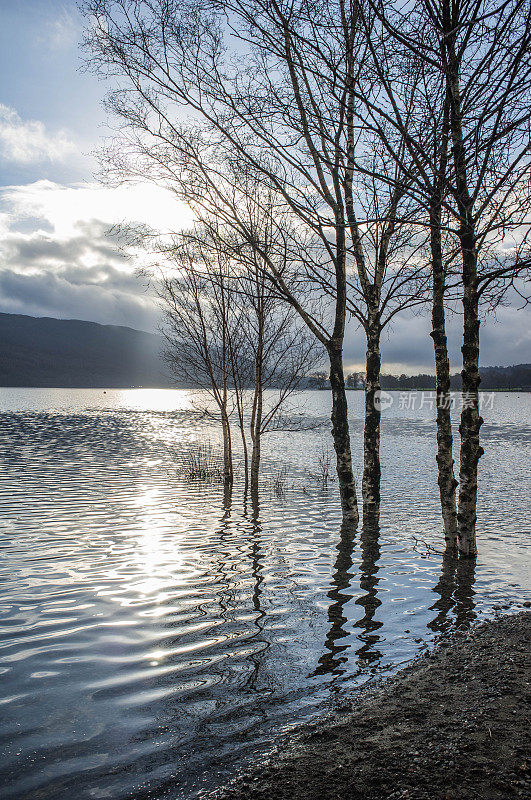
[[0, 386, 529, 392], [1, 313, 528, 391]]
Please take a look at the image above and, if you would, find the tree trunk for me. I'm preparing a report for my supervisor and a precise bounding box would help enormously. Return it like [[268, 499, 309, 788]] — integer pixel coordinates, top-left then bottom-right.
[[235, 392, 249, 494], [328, 343, 359, 525], [241, 426, 249, 495], [443, 17, 482, 557], [429, 208, 458, 554], [457, 236, 483, 556], [250, 434, 260, 497], [362, 322, 381, 519], [222, 477, 233, 516], [230, 348, 248, 492], [250, 338, 264, 497], [221, 409, 233, 485]]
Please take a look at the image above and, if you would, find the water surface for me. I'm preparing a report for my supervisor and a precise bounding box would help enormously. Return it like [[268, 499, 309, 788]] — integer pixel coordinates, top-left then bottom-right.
[[0, 389, 529, 799]]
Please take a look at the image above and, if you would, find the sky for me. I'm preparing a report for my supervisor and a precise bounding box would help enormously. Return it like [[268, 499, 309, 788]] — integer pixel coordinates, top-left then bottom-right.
[[0, 0, 529, 373]]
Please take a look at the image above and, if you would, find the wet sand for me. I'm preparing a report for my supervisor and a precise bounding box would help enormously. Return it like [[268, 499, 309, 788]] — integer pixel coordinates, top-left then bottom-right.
[[207, 612, 530, 800]]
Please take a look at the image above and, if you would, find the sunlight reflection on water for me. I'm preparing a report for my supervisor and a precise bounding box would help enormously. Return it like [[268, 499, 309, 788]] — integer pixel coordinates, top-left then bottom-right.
[[0, 389, 529, 800]]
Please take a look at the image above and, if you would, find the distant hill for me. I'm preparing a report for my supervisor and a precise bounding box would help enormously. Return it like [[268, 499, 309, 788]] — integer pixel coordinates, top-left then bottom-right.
[[0, 312, 175, 388], [475, 363, 531, 391], [1, 312, 528, 389]]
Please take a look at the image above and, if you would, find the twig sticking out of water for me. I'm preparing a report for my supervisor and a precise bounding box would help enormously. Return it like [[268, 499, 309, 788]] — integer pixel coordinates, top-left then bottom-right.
[[308, 444, 335, 489], [411, 533, 445, 557], [272, 466, 288, 498]]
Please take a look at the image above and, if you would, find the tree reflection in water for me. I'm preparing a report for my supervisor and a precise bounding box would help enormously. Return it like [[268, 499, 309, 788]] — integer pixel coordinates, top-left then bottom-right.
[[314, 513, 383, 678], [213, 481, 236, 624], [353, 514, 383, 666], [314, 514, 478, 684], [429, 554, 477, 634], [313, 518, 357, 677], [240, 488, 268, 691]]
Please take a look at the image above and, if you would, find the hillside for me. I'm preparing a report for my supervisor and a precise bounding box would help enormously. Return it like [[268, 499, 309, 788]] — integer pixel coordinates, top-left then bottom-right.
[[0, 312, 174, 388]]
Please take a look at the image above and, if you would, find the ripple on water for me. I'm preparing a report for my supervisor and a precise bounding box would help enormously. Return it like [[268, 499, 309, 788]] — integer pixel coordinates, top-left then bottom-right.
[[0, 389, 529, 800]]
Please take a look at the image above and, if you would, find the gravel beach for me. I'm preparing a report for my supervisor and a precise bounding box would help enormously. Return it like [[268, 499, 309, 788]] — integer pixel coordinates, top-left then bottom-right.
[[206, 612, 530, 800]]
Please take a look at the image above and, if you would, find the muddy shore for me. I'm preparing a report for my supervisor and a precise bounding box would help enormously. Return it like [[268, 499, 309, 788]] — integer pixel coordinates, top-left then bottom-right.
[[206, 612, 530, 800]]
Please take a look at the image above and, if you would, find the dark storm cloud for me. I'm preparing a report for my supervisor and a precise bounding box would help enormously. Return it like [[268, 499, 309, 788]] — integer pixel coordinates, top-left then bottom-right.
[[0, 217, 159, 331], [6, 220, 129, 268], [343, 304, 530, 373], [12, 236, 86, 263], [0, 268, 159, 331]]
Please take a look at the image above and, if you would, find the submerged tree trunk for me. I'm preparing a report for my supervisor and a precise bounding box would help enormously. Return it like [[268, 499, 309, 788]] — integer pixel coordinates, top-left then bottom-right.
[[362, 321, 381, 519], [250, 440, 260, 496], [241, 427, 249, 494], [219, 304, 233, 485], [250, 330, 264, 497], [250, 394, 262, 497], [229, 335, 248, 493], [457, 236, 482, 556], [429, 206, 458, 553], [220, 408, 233, 485], [234, 390, 249, 493], [328, 343, 359, 525], [222, 477, 233, 516]]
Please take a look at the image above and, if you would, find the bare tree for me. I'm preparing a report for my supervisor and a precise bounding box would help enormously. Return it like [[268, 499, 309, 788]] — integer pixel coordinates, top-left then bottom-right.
[[346, 372, 365, 389], [239, 268, 319, 495], [438, 0, 530, 555], [186, 212, 320, 495], [165, 145, 425, 518], [359, 0, 531, 554], [81, 0, 376, 524], [345, 143, 429, 520], [83, 0, 529, 544], [159, 206, 319, 494], [159, 237, 239, 484], [83, 0, 433, 525]]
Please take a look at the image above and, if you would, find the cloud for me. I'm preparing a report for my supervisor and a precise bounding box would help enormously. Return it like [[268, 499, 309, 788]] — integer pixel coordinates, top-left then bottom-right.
[[38, 8, 80, 51], [0, 105, 77, 164], [343, 302, 531, 373], [1, 179, 192, 236], [0, 268, 158, 332], [0, 178, 193, 331]]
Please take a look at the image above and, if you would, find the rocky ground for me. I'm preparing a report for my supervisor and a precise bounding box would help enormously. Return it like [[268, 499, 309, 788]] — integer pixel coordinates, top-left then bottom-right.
[[206, 612, 530, 800]]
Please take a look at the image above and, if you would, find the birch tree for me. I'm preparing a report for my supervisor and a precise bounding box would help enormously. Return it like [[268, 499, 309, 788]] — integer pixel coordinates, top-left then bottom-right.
[[83, 0, 433, 523], [345, 144, 429, 520], [82, 0, 374, 524], [160, 239, 239, 484], [361, 0, 531, 554], [159, 212, 319, 494]]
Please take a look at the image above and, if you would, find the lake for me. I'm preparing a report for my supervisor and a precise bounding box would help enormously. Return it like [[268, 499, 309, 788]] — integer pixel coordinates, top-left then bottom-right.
[[0, 388, 529, 799]]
